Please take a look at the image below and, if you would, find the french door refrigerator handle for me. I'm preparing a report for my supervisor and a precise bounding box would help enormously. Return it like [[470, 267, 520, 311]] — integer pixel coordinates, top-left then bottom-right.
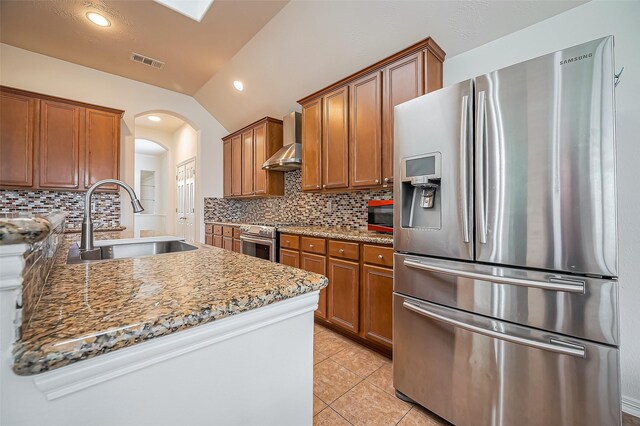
[[460, 95, 470, 243], [403, 258, 585, 293], [402, 300, 586, 358], [476, 90, 488, 244]]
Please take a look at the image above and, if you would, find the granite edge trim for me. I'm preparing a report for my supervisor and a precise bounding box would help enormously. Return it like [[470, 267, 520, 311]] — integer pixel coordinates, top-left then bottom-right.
[[12, 276, 328, 376], [278, 227, 393, 245], [64, 226, 127, 234], [0, 212, 66, 246]]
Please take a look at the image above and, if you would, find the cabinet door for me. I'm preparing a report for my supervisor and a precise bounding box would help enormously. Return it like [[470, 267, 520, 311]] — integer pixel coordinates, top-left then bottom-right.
[[350, 72, 382, 188], [223, 139, 232, 197], [322, 86, 349, 189], [362, 264, 393, 349], [0, 90, 37, 187], [383, 52, 423, 185], [301, 98, 322, 191], [301, 252, 328, 320], [233, 238, 241, 253], [205, 234, 213, 245], [328, 257, 359, 333], [253, 122, 267, 195], [213, 235, 223, 248], [223, 236, 234, 251], [84, 108, 120, 190], [231, 134, 242, 196], [424, 48, 444, 94], [241, 129, 254, 196], [280, 248, 300, 268], [39, 100, 82, 189]]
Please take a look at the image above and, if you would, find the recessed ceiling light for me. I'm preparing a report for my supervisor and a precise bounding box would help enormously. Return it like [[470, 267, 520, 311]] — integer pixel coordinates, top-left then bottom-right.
[[233, 81, 244, 91], [148, 115, 161, 122], [86, 12, 111, 27]]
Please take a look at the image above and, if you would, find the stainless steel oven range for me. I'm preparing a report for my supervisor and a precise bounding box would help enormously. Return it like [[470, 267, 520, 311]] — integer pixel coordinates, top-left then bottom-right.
[[239, 224, 279, 262]]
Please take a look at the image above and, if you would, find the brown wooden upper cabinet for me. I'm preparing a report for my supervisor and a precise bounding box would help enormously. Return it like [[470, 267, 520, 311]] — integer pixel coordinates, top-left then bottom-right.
[[322, 86, 349, 190], [222, 117, 284, 199], [298, 37, 444, 192], [350, 71, 382, 188], [223, 139, 232, 197], [301, 98, 322, 191], [241, 128, 254, 196], [0, 86, 123, 191]]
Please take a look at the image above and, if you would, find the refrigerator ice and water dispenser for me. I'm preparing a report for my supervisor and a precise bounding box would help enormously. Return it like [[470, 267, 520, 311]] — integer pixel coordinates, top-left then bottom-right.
[[400, 152, 442, 229]]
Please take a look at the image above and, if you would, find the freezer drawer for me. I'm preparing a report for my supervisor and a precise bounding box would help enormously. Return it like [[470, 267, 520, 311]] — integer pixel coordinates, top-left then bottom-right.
[[394, 253, 619, 346], [393, 294, 621, 426]]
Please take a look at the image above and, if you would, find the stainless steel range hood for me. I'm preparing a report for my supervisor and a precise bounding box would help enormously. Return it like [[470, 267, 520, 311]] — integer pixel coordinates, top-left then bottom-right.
[[262, 112, 301, 171]]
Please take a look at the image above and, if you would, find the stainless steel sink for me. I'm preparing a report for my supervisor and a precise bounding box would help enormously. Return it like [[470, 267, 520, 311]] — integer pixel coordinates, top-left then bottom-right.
[[67, 239, 199, 264]]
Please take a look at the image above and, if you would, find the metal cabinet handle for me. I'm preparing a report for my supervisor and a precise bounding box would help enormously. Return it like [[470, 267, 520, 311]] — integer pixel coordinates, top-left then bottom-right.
[[384, 177, 389, 183], [309, 244, 314, 248], [378, 254, 384, 259], [403, 258, 585, 293], [374, 179, 379, 184], [339, 248, 345, 253], [322, 185, 326, 189], [285, 240, 290, 244], [403, 300, 586, 358], [316, 185, 321, 189]]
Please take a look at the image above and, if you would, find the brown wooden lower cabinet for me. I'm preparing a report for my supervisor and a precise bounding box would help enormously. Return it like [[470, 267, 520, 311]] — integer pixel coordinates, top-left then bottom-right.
[[233, 238, 241, 253], [280, 248, 299, 268], [301, 252, 328, 320], [213, 235, 223, 248], [362, 264, 393, 349], [223, 236, 233, 251], [328, 257, 360, 333], [205, 234, 213, 246], [278, 234, 393, 354]]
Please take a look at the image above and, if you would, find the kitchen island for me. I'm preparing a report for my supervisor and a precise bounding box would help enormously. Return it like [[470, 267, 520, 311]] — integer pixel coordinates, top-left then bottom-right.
[[0, 215, 327, 426]]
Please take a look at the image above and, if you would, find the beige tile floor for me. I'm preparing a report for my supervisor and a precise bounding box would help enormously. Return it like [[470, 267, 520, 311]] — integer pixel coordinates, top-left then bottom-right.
[[312, 323, 450, 426], [313, 323, 640, 426]]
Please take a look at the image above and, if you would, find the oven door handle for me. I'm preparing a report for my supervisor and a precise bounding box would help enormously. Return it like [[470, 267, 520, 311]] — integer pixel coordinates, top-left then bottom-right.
[[239, 235, 275, 245], [402, 300, 586, 358]]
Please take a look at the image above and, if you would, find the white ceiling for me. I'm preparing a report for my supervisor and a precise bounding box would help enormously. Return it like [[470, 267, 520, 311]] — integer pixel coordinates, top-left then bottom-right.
[[135, 113, 186, 134], [194, 0, 586, 131], [0, 0, 288, 94], [135, 139, 168, 156]]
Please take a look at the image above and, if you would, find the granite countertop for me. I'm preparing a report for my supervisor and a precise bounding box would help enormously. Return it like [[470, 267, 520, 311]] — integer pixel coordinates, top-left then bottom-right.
[[13, 233, 328, 376], [0, 212, 66, 245], [64, 226, 127, 234], [278, 226, 394, 245]]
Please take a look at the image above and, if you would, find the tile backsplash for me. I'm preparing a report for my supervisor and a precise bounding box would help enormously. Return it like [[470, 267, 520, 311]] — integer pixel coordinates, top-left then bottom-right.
[[0, 190, 121, 230], [204, 170, 392, 227]]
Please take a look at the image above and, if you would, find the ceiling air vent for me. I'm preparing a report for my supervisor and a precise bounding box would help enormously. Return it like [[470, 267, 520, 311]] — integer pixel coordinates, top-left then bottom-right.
[[130, 52, 165, 69]]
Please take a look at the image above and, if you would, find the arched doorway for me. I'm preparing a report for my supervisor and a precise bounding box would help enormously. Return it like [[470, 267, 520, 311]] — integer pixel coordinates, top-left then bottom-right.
[[134, 112, 200, 241]]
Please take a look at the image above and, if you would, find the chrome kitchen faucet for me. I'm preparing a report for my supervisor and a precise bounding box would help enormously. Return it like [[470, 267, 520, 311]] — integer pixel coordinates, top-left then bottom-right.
[[80, 179, 144, 251]]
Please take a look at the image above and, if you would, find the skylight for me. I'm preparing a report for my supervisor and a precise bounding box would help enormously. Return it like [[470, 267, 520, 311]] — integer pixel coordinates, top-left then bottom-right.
[[153, 0, 214, 22]]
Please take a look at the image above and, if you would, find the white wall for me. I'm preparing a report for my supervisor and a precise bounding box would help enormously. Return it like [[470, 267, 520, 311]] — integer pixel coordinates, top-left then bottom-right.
[[173, 124, 198, 164], [442, 0, 640, 412], [0, 44, 228, 242], [134, 150, 167, 236]]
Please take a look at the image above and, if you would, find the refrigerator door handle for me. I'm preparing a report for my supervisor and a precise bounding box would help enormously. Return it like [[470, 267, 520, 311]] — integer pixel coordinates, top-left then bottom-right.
[[403, 258, 585, 293], [476, 90, 488, 244], [402, 299, 586, 358], [460, 95, 470, 243]]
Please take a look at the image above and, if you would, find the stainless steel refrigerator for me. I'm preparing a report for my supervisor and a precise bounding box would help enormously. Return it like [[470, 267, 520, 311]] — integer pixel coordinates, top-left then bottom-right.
[[392, 36, 620, 426]]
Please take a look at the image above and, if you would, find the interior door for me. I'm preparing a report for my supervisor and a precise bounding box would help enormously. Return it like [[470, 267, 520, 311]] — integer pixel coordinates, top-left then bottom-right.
[[175, 164, 185, 238], [393, 79, 474, 261], [175, 159, 196, 242], [474, 36, 617, 277]]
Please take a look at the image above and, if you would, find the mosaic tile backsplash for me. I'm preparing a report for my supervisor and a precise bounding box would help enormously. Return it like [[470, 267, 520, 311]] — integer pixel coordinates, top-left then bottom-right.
[[0, 190, 121, 230], [204, 170, 392, 227]]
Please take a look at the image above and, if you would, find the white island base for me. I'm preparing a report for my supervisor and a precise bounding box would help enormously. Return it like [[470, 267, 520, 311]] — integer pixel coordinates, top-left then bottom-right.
[[1, 291, 318, 426]]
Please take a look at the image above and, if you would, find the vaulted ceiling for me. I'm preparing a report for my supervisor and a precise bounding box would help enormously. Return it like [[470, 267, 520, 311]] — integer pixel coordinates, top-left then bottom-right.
[[0, 0, 586, 132]]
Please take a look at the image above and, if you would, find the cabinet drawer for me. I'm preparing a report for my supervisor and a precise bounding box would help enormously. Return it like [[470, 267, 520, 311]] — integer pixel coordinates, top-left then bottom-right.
[[223, 226, 234, 237], [213, 225, 223, 236], [328, 240, 359, 261], [280, 234, 300, 250], [205, 224, 213, 234], [363, 245, 393, 268], [233, 228, 241, 238], [301, 237, 326, 254]]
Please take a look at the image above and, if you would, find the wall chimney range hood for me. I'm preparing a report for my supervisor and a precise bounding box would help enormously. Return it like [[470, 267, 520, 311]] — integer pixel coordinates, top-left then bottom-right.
[[262, 112, 301, 171]]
